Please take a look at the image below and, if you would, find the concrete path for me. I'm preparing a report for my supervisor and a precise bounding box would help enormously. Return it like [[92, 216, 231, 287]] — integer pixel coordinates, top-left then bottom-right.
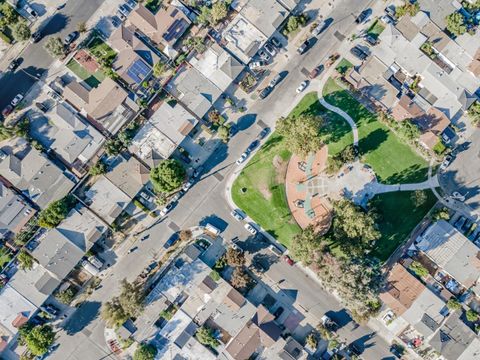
[[318, 97, 359, 146]]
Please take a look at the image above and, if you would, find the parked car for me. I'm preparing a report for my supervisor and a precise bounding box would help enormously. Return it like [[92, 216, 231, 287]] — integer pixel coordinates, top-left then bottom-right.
[[182, 180, 193, 191], [264, 42, 276, 57], [440, 155, 452, 170], [139, 191, 152, 202], [118, 4, 131, 17], [309, 64, 324, 79], [249, 60, 266, 69], [364, 35, 378, 45], [160, 202, 173, 216], [270, 36, 282, 48], [296, 80, 308, 93], [230, 209, 245, 221], [380, 14, 394, 24], [43, 304, 60, 316], [164, 233, 180, 248], [247, 140, 259, 152], [321, 314, 339, 331], [244, 223, 257, 235], [350, 46, 368, 60], [259, 86, 273, 99], [258, 49, 270, 62], [385, 5, 396, 18], [283, 255, 294, 266], [297, 39, 310, 55], [2, 105, 13, 117], [356, 8, 370, 23], [268, 244, 283, 256], [171, 190, 184, 202], [258, 127, 270, 139], [193, 166, 204, 179], [269, 73, 283, 88], [24, 4, 37, 17], [312, 21, 328, 36], [127, 246, 138, 254], [31, 31, 42, 43], [236, 152, 249, 164], [64, 31, 79, 45], [35, 102, 48, 113], [7, 59, 20, 72], [11, 94, 24, 107]]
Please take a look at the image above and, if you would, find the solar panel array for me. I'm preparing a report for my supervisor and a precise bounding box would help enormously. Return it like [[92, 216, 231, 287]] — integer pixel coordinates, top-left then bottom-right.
[[126, 59, 151, 84]]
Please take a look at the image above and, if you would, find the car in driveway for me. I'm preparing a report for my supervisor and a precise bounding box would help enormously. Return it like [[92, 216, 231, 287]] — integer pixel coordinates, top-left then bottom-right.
[[259, 86, 273, 99], [11, 94, 23, 107], [35, 102, 48, 113], [247, 140, 259, 152], [258, 127, 270, 139], [2, 105, 13, 117], [244, 223, 257, 235], [364, 34, 378, 45], [264, 42, 276, 57], [24, 4, 37, 17], [297, 39, 310, 55], [236, 152, 249, 165], [7, 59, 21, 72], [356, 8, 370, 23], [164, 233, 180, 249], [296, 80, 308, 93], [258, 49, 270, 62], [440, 155, 452, 170], [230, 209, 245, 221], [270, 36, 282, 48], [309, 64, 324, 79], [160, 202, 173, 216], [249, 60, 266, 70], [350, 46, 368, 60], [64, 31, 79, 45]]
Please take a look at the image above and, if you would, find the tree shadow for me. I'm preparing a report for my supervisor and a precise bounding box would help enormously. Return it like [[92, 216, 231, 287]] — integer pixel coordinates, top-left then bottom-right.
[[383, 163, 428, 184], [357, 128, 389, 155], [40, 13, 70, 37], [236, 113, 257, 131], [62, 300, 101, 335]]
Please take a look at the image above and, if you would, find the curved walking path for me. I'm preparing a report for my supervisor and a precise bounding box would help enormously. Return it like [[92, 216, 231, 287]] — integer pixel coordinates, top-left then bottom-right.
[[318, 97, 359, 147]]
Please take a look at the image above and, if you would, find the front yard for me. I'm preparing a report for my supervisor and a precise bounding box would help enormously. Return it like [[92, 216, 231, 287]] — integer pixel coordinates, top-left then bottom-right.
[[66, 59, 105, 88]]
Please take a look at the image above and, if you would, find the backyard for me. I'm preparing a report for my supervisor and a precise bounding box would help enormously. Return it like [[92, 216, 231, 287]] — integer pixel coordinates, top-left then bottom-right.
[[66, 59, 105, 88], [87, 35, 117, 65]]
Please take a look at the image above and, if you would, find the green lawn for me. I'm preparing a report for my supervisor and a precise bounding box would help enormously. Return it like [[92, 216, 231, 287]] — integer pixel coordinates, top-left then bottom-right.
[[323, 78, 429, 184], [335, 58, 354, 75], [371, 190, 437, 261], [87, 35, 117, 64], [66, 59, 105, 88], [232, 134, 300, 247], [366, 19, 385, 39]]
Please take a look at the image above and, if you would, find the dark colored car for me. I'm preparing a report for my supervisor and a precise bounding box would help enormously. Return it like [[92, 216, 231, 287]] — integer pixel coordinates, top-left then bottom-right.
[[270, 36, 282, 48], [248, 140, 259, 152], [297, 39, 310, 55], [31, 31, 42, 43], [7, 59, 20, 72], [365, 35, 378, 45], [350, 46, 368, 60], [356, 8, 370, 23], [193, 166, 204, 179], [309, 64, 324, 79], [2, 105, 13, 117], [35, 102, 48, 113], [258, 127, 270, 139], [164, 233, 180, 249], [64, 31, 79, 45], [259, 86, 273, 99]]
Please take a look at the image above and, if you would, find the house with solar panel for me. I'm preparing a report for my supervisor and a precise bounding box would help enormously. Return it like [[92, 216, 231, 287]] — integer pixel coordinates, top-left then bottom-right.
[[126, 3, 191, 58]]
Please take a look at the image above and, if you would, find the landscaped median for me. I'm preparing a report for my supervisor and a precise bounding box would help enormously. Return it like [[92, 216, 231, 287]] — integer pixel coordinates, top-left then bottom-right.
[[232, 78, 436, 261]]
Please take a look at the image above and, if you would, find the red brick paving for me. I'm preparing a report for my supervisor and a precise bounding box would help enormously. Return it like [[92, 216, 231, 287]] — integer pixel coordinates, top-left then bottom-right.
[[74, 49, 101, 73]]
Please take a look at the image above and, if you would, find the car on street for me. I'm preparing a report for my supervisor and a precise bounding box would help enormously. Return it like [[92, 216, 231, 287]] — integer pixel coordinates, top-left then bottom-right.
[[297, 39, 310, 55], [171, 190, 184, 202], [230, 209, 245, 221], [236, 152, 249, 165], [350, 45, 368, 60], [31, 31, 42, 43], [160, 202, 173, 216], [264, 42, 276, 57], [356, 8, 370, 23], [270, 37, 282, 48], [258, 127, 270, 139], [64, 31, 79, 45], [283, 255, 294, 266], [247, 140, 259, 152], [269, 73, 283, 88], [140, 234, 150, 241], [182, 180, 193, 191], [127, 246, 138, 254], [259, 86, 273, 99], [164, 233, 180, 248], [258, 49, 270, 62], [11, 94, 23, 107], [249, 60, 266, 70], [244, 223, 257, 235], [2, 105, 13, 117], [309, 64, 324, 79], [193, 166, 204, 179], [7, 59, 20, 72], [296, 80, 308, 93], [440, 155, 452, 170]]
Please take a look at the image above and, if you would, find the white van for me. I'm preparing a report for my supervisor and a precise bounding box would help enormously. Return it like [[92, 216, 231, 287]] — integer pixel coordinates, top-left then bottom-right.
[[205, 223, 221, 237]]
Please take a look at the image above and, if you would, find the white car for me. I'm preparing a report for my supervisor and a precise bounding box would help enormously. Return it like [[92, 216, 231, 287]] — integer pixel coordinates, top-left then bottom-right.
[[380, 15, 393, 24], [182, 180, 193, 191], [230, 209, 245, 221], [296, 81, 308, 93], [160, 203, 173, 216], [440, 155, 452, 171], [11, 94, 24, 107], [236, 152, 248, 165], [244, 223, 257, 235]]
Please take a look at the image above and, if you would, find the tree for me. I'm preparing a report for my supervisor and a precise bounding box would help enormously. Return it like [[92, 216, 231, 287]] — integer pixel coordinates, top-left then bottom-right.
[[217, 125, 229, 143], [446, 298, 462, 311], [179, 229, 192, 242], [290, 225, 323, 265], [0, 2, 17, 24], [230, 267, 250, 289], [197, 6, 211, 25], [409, 261, 429, 278], [432, 207, 450, 221], [0, 123, 14, 141], [411, 190, 427, 206], [101, 298, 128, 328], [105, 138, 125, 156], [332, 200, 380, 255], [150, 159, 186, 193], [306, 333, 318, 349], [211, 1, 228, 25], [19, 324, 55, 356], [446, 12, 467, 37], [89, 160, 107, 176], [118, 279, 145, 317], [225, 247, 245, 267], [133, 343, 157, 360], [276, 114, 324, 157], [44, 37, 65, 58], [286, 16, 299, 33], [38, 196, 76, 228], [12, 22, 31, 42], [468, 101, 480, 127], [184, 36, 207, 53], [17, 250, 34, 270], [55, 288, 76, 305], [77, 21, 87, 33], [466, 309, 479, 322], [152, 62, 165, 78], [196, 326, 220, 348], [396, 1, 420, 18]]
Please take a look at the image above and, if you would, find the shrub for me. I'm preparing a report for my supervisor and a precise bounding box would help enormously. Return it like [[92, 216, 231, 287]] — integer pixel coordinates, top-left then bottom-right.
[[446, 298, 462, 311], [409, 261, 429, 278]]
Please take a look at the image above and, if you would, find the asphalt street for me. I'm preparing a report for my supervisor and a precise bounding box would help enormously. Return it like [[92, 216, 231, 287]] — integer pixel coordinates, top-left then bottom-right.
[[0, 0, 103, 110]]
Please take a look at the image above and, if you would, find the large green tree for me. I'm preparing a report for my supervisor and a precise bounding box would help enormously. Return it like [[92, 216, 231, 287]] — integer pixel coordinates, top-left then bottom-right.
[[211, 1, 228, 24], [446, 12, 467, 37], [19, 324, 55, 356], [44, 37, 65, 58], [290, 225, 324, 265], [12, 22, 31, 42], [276, 114, 324, 157], [38, 196, 76, 228], [196, 326, 220, 348], [17, 250, 34, 270], [150, 159, 185, 193], [133, 344, 157, 360], [101, 279, 144, 328], [468, 101, 480, 127]]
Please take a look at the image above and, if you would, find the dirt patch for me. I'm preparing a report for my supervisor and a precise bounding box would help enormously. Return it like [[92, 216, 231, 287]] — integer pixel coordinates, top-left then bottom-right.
[[273, 155, 289, 184], [259, 183, 272, 200]]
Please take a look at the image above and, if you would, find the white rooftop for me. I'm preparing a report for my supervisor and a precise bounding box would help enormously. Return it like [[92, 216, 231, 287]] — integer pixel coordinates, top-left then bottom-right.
[[0, 285, 37, 336]]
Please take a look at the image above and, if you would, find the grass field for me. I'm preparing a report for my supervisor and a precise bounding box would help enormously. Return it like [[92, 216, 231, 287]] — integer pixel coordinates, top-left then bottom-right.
[[323, 78, 429, 184], [66, 59, 105, 88], [366, 19, 385, 39], [87, 36, 117, 64]]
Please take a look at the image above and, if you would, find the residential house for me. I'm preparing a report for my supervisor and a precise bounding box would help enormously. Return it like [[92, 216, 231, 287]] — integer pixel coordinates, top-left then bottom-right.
[[189, 43, 244, 92], [109, 25, 160, 89], [29, 102, 105, 176], [416, 220, 480, 291], [129, 101, 198, 167], [103, 155, 149, 199], [32, 205, 107, 281], [166, 65, 222, 119], [380, 264, 448, 339], [127, 3, 191, 56], [62, 77, 139, 135], [0, 138, 75, 209], [0, 183, 35, 240], [223, 0, 288, 63]]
